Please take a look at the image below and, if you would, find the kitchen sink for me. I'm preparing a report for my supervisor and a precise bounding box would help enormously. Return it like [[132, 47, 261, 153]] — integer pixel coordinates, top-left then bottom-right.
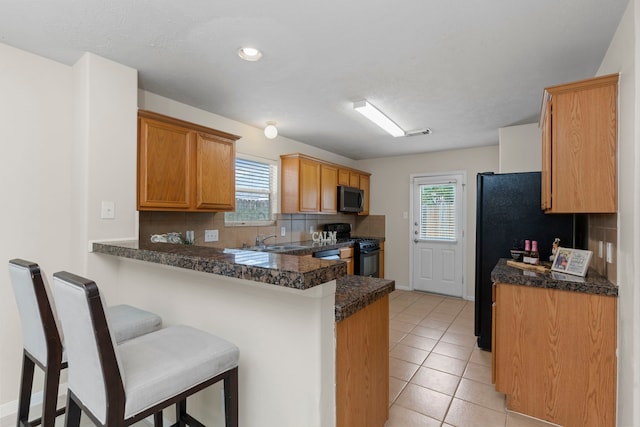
[[246, 244, 307, 253]]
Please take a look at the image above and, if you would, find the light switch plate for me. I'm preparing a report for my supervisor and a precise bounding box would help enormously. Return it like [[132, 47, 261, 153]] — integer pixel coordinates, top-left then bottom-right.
[[606, 242, 613, 263], [101, 201, 115, 219], [281, 226, 286, 237]]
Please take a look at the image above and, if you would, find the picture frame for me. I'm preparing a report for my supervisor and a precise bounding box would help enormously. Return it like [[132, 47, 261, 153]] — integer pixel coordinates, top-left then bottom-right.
[[551, 247, 593, 277]]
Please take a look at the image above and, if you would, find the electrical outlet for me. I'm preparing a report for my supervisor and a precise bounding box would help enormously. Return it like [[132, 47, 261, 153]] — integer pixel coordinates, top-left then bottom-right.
[[101, 201, 115, 219], [281, 226, 286, 237], [204, 229, 219, 242], [598, 241, 604, 258]]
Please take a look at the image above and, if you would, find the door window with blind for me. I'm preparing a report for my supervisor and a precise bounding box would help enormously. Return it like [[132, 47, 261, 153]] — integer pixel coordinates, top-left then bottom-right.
[[225, 156, 278, 225], [418, 182, 457, 241]]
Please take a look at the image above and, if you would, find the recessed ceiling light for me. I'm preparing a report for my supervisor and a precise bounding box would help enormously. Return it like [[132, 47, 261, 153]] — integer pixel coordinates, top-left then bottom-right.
[[238, 47, 263, 61]]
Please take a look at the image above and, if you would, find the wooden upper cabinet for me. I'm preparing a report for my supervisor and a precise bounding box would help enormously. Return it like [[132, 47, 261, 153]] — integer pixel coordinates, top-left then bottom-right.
[[137, 110, 240, 212], [349, 171, 360, 188], [338, 169, 350, 186], [321, 164, 338, 213], [299, 158, 321, 212], [138, 117, 194, 210], [280, 153, 371, 215], [541, 74, 618, 213], [358, 174, 370, 216], [196, 132, 236, 211]]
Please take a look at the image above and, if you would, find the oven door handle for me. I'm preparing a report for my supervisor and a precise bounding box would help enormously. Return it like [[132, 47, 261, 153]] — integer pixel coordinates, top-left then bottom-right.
[[359, 248, 380, 255]]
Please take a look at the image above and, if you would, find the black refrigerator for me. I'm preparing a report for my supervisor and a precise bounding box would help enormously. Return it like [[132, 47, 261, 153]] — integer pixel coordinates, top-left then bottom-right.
[[474, 172, 587, 350]]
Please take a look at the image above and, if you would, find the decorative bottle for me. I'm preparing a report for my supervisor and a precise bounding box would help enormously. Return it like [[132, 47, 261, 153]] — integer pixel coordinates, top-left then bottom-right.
[[523, 240, 531, 264], [530, 240, 540, 265]]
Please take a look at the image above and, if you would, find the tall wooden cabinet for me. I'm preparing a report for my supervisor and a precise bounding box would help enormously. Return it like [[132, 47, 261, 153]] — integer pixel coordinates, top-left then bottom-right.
[[540, 74, 618, 213], [493, 282, 617, 427], [137, 110, 240, 212]]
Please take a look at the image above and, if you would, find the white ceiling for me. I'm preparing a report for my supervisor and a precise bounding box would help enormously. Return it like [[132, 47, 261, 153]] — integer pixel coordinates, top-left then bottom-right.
[[0, 0, 629, 160]]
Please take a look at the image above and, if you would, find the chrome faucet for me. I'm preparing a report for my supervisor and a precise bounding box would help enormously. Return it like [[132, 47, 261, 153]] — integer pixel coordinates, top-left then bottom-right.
[[255, 234, 277, 247]]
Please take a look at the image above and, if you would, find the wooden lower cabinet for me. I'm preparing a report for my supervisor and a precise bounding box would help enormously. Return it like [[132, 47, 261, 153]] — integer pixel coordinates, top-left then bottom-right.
[[493, 282, 617, 427], [336, 295, 389, 427], [339, 246, 354, 275]]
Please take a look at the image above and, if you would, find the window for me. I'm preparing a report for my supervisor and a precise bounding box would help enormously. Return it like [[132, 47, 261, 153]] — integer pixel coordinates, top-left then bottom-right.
[[225, 156, 278, 225], [419, 182, 456, 241]]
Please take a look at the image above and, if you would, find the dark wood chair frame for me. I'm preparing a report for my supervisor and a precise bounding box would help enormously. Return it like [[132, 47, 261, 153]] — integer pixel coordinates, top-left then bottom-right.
[[54, 271, 239, 427], [11, 258, 66, 427]]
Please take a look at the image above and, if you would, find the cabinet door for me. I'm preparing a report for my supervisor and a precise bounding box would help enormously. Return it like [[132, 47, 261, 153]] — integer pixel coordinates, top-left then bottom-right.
[[349, 172, 360, 188], [541, 100, 552, 210], [358, 174, 370, 215], [495, 283, 617, 427], [320, 164, 338, 213], [379, 242, 384, 278], [196, 132, 235, 211], [138, 117, 193, 210], [338, 169, 350, 186], [299, 158, 320, 212], [543, 74, 618, 213]]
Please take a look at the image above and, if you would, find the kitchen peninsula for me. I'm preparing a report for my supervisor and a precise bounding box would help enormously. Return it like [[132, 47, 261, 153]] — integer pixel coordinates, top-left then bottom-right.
[[92, 240, 394, 427]]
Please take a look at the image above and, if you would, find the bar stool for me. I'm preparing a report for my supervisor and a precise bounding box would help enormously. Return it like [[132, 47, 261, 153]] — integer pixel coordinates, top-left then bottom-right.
[[52, 270, 239, 427], [8, 259, 163, 427]]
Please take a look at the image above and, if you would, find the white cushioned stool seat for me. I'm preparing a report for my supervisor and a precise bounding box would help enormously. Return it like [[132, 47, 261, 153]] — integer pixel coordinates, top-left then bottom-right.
[[120, 325, 239, 418], [107, 304, 162, 344], [51, 270, 240, 427]]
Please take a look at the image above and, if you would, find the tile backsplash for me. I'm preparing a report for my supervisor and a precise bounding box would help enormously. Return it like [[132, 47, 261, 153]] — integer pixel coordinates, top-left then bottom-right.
[[588, 213, 617, 284], [139, 211, 386, 249]]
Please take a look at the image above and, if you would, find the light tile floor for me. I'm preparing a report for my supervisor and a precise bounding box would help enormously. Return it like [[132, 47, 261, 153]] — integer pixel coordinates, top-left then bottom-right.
[[386, 290, 556, 427]]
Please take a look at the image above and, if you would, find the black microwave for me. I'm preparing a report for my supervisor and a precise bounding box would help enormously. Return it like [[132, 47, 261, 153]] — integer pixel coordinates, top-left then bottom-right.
[[338, 186, 364, 213]]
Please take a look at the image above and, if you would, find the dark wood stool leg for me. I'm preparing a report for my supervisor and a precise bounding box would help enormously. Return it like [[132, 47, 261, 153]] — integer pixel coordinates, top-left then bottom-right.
[[41, 362, 62, 427], [64, 395, 81, 427], [175, 400, 186, 427], [224, 367, 239, 427], [17, 353, 35, 427], [153, 410, 163, 427]]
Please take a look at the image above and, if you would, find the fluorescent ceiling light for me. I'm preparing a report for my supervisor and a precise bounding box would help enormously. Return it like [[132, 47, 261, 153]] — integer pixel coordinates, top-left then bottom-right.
[[353, 100, 405, 137]]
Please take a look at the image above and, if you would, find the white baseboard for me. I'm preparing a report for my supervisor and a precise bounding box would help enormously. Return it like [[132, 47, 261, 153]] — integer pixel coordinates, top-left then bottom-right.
[[0, 385, 67, 427]]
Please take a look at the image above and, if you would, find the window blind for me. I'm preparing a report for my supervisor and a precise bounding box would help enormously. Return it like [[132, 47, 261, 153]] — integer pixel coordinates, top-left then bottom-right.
[[225, 157, 277, 223], [419, 183, 456, 241]]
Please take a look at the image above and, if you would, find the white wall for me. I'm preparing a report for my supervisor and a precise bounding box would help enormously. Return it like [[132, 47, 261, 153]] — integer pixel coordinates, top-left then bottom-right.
[[358, 146, 499, 297], [0, 43, 74, 409], [139, 91, 357, 169], [498, 123, 541, 173], [596, 1, 639, 425]]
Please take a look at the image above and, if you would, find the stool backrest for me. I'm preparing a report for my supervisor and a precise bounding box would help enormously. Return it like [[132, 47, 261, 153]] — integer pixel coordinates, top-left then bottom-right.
[[51, 271, 125, 424], [8, 259, 62, 367]]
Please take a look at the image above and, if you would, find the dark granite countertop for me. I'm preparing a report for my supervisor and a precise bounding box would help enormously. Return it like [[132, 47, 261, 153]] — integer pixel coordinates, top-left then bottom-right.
[[93, 240, 395, 321], [335, 276, 395, 322], [93, 240, 346, 290], [491, 258, 618, 297]]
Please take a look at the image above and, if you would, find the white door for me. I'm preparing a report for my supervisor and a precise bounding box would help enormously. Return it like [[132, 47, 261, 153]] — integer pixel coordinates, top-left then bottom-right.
[[411, 174, 464, 297]]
